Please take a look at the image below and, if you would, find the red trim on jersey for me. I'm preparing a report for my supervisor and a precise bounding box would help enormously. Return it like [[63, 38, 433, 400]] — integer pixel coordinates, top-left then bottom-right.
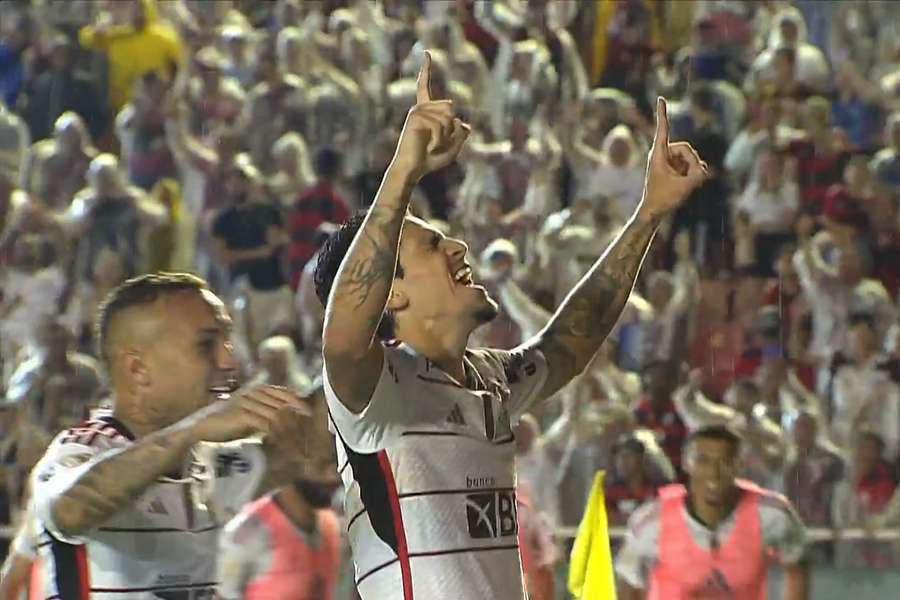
[[377, 450, 413, 599], [28, 557, 42, 600], [75, 545, 90, 599]]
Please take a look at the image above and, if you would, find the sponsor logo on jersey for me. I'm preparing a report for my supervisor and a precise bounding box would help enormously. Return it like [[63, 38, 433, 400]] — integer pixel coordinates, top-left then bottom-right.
[[696, 568, 732, 595], [215, 451, 251, 477], [148, 497, 169, 515], [465, 491, 517, 538], [446, 404, 467, 426]]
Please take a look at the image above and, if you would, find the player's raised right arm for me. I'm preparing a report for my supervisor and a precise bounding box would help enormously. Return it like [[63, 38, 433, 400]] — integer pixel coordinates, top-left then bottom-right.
[[322, 51, 469, 412]]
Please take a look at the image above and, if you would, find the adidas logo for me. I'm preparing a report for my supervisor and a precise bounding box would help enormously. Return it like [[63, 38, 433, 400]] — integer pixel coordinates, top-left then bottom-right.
[[148, 498, 169, 516], [697, 569, 731, 594], [447, 404, 467, 426]]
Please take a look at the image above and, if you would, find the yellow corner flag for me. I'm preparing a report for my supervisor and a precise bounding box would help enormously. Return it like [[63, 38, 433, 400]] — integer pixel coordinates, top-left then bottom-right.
[[568, 471, 617, 600]]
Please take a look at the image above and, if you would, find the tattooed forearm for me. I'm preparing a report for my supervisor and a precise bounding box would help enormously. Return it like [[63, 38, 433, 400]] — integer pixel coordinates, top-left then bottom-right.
[[338, 205, 406, 309], [51, 426, 197, 537], [324, 164, 416, 359], [535, 215, 659, 397]]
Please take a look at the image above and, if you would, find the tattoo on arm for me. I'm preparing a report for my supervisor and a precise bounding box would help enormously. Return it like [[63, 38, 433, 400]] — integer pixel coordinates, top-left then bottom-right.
[[337, 206, 406, 310], [52, 429, 194, 537], [325, 166, 415, 354], [536, 216, 658, 396]]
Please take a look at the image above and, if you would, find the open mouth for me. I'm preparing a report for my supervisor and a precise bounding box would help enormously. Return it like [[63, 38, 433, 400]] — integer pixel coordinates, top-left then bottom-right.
[[452, 265, 475, 286], [209, 381, 238, 398]]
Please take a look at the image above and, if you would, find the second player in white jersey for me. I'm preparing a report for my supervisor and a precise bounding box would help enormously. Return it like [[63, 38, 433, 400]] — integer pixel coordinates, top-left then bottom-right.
[[31, 412, 264, 600]]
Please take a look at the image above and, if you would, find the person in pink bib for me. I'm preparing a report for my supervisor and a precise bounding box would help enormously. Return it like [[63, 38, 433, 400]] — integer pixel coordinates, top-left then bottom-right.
[[216, 392, 344, 600], [616, 425, 810, 600]]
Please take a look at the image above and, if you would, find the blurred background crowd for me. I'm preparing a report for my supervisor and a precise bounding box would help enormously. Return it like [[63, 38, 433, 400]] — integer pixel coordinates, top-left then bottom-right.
[[0, 0, 899, 597]]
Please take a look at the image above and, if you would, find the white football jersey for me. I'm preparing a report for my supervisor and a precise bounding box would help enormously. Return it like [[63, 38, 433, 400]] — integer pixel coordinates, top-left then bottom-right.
[[324, 343, 548, 600], [30, 412, 265, 600]]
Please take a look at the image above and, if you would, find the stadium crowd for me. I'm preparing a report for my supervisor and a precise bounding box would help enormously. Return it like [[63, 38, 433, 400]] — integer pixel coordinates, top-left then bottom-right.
[[0, 0, 899, 598]]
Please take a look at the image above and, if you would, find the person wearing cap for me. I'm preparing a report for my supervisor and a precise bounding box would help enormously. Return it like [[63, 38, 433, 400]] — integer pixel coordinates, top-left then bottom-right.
[[616, 425, 809, 600]]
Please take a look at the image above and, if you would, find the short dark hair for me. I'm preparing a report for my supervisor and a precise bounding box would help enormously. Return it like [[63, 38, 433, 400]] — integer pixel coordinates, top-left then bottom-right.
[[314, 213, 404, 340], [96, 272, 209, 363], [687, 425, 743, 456], [313, 146, 343, 180]]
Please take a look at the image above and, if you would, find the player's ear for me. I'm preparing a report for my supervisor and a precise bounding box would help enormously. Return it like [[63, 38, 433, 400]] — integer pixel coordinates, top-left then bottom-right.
[[125, 350, 152, 389], [386, 289, 409, 312]]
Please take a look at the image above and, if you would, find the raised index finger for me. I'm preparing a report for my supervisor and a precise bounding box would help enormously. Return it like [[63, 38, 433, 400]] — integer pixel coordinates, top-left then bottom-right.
[[416, 50, 432, 104], [653, 96, 670, 150]]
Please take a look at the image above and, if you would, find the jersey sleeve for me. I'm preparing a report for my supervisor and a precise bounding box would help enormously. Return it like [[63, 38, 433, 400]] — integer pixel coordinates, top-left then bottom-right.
[[482, 346, 549, 421], [614, 500, 661, 590], [216, 511, 272, 600], [30, 436, 109, 545], [759, 494, 809, 565], [10, 513, 40, 560], [323, 346, 424, 452], [194, 440, 267, 524]]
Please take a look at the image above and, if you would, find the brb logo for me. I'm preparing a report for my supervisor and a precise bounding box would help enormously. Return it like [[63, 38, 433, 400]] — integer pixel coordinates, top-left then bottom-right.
[[465, 491, 517, 538]]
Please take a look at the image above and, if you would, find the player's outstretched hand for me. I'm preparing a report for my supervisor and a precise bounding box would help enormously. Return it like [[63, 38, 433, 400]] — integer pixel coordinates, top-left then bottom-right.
[[639, 97, 710, 220], [393, 51, 471, 181], [192, 385, 310, 443]]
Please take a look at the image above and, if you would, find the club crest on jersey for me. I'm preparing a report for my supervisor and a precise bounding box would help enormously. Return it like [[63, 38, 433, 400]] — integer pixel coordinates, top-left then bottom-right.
[[465, 491, 517, 538]]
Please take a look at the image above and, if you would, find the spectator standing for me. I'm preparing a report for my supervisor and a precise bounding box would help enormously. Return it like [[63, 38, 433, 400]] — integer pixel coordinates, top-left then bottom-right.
[[211, 159, 292, 359], [830, 314, 900, 460], [20, 34, 108, 142], [832, 430, 898, 568], [286, 147, 349, 290], [0, 235, 66, 372], [733, 145, 799, 276], [22, 113, 97, 212], [605, 434, 657, 527], [5, 317, 104, 427], [65, 153, 167, 280], [116, 71, 177, 190], [79, 0, 184, 112], [0, 9, 33, 109], [793, 216, 895, 383], [783, 410, 844, 529], [633, 361, 688, 474]]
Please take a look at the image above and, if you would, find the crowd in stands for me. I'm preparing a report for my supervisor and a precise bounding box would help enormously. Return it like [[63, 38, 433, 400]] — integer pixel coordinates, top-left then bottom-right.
[[1, 0, 899, 596]]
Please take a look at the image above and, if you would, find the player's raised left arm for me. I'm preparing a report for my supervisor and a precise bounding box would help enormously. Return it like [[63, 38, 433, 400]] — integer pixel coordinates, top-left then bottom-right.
[[525, 98, 708, 400]]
